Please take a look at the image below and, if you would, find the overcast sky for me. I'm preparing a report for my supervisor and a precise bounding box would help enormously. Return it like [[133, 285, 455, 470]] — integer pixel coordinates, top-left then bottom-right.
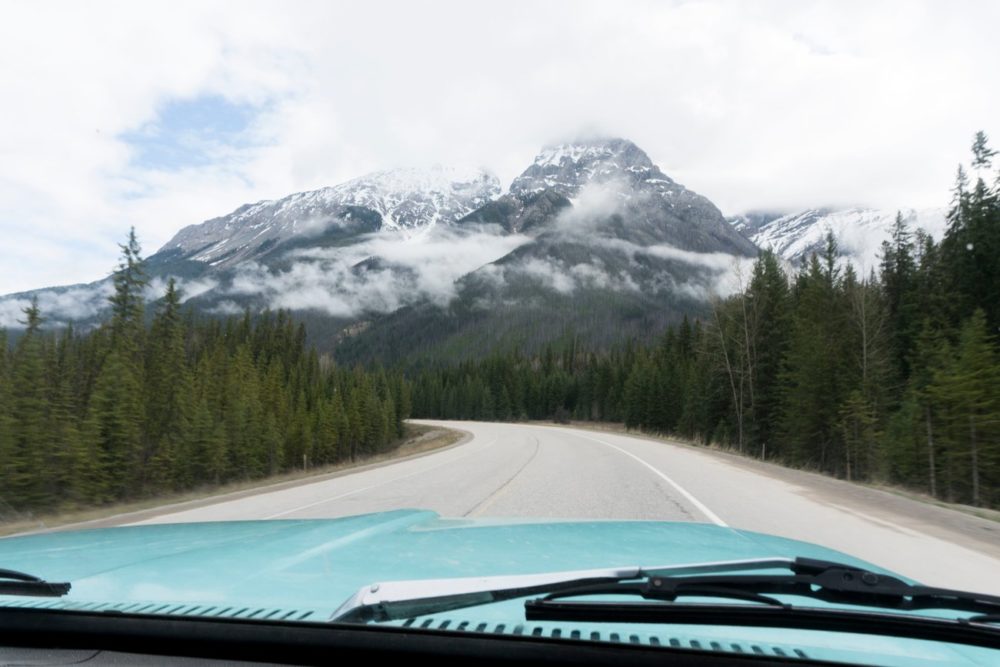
[[1, 0, 997, 294]]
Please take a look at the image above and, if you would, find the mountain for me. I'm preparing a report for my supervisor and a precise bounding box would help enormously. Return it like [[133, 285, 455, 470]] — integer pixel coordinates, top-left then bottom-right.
[[464, 138, 756, 254], [335, 138, 758, 363], [729, 207, 948, 271], [0, 166, 502, 332], [1, 138, 758, 362], [160, 165, 501, 270]]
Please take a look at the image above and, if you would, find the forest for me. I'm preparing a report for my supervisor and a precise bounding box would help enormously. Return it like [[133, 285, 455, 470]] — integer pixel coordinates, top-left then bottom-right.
[[410, 133, 1000, 509], [0, 232, 409, 514]]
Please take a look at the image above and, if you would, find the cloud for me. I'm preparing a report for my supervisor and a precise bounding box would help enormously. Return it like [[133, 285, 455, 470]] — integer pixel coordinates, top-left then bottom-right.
[[222, 224, 532, 317], [513, 258, 578, 295], [145, 275, 221, 303], [0, 282, 114, 329], [2, 1, 998, 294], [641, 243, 743, 273], [554, 180, 630, 233], [0, 274, 225, 329]]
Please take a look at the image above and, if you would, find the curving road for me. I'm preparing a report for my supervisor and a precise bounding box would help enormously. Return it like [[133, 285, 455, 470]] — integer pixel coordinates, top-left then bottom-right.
[[133, 421, 1000, 594]]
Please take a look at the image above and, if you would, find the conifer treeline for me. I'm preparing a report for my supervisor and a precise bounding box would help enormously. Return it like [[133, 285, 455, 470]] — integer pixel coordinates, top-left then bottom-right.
[[411, 132, 1000, 508], [0, 233, 409, 514]]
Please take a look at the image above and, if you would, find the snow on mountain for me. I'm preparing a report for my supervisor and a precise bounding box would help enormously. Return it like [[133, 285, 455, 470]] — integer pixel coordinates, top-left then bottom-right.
[[472, 137, 758, 256], [330, 166, 502, 231], [160, 165, 501, 268], [729, 207, 948, 272], [510, 137, 679, 200]]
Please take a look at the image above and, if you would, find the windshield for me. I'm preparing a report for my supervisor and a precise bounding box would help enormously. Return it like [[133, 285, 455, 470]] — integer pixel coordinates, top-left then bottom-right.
[[1, 2, 999, 666]]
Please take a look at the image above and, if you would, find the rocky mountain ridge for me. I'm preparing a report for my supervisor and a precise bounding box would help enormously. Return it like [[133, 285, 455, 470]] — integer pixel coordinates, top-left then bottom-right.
[[160, 165, 502, 270], [728, 207, 948, 270]]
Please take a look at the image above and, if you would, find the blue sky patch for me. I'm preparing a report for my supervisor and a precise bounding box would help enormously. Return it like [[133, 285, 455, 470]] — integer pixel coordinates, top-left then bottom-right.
[[122, 95, 259, 171]]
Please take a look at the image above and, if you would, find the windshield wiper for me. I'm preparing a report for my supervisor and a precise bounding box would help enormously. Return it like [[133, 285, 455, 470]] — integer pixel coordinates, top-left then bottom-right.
[[525, 557, 1000, 650], [529, 557, 1000, 615], [0, 568, 71, 597], [333, 556, 1000, 651], [333, 556, 846, 623]]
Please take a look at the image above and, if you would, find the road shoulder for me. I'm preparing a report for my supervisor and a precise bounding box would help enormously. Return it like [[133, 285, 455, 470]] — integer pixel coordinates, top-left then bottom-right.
[[528, 420, 1000, 559], [3, 424, 470, 536]]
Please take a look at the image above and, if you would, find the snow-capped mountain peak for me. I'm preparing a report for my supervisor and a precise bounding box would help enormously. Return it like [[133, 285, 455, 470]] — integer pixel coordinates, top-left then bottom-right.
[[509, 137, 673, 198], [160, 165, 501, 268]]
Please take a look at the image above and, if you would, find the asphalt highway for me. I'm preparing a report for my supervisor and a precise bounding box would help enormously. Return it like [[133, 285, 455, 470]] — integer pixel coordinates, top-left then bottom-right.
[[133, 420, 1000, 594]]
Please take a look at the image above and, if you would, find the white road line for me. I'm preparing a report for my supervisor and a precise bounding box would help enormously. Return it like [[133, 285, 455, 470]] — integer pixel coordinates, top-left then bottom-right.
[[265, 438, 497, 519], [570, 431, 728, 527]]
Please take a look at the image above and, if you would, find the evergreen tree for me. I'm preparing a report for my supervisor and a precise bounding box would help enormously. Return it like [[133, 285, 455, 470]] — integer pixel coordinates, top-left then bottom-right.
[[83, 349, 144, 500], [6, 300, 49, 506], [971, 130, 997, 170], [928, 311, 1000, 506], [879, 212, 918, 381], [109, 227, 148, 354]]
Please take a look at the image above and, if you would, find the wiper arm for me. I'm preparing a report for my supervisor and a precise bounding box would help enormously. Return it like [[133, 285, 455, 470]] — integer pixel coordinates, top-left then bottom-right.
[[332, 565, 642, 622], [0, 568, 71, 598], [529, 557, 1000, 616], [525, 557, 1000, 650], [333, 557, 812, 623], [333, 555, 1000, 625]]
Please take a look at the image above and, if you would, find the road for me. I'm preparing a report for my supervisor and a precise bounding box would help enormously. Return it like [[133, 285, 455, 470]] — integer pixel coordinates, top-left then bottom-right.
[[133, 420, 1000, 594]]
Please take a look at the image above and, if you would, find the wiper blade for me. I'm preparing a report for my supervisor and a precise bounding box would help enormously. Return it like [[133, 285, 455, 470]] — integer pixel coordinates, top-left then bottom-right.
[[0, 568, 71, 597], [333, 555, 1000, 626], [528, 557, 1000, 617], [523, 557, 1000, 650], [333, 557, 822, 623]]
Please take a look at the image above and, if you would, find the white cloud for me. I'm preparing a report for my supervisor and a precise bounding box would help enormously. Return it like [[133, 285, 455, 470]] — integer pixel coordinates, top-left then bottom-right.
[[555, 181, 629, 233], [2, 1, 998, 294], [0, 282, 114, 328], [514, 258, 578, 295], [0, 274, 227, 328], [220, 224, 531, 317]]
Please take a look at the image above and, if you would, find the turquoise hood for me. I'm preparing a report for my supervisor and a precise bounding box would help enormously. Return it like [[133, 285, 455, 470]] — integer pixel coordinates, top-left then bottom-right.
[[0, 510, 994, 666], [0, 509, 879, 614]]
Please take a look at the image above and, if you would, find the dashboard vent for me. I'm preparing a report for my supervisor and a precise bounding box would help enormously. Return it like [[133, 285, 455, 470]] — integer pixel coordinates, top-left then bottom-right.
[[399, 616, 810, 660]]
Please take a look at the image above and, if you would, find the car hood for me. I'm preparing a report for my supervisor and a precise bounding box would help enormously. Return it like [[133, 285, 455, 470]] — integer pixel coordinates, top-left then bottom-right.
[[0, 509, 882, 614], [0, 510, 994, 666]]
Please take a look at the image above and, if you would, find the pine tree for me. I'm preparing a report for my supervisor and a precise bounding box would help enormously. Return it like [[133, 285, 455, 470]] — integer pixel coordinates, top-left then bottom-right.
[[778, 243, 850, 472], [83, 349, 144, 501], [941, 133, 1000, 329], [928, 310, 1000, 506], [6, 299, 49, 506], [879, 212, 918, 382], [971, 131, 998, 170], [144, 278, 193, 491], [0, 329, 14, 511], [109, 227, 148, 355], [46, 326, 86, 505], [745, 251, 790, 454]]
